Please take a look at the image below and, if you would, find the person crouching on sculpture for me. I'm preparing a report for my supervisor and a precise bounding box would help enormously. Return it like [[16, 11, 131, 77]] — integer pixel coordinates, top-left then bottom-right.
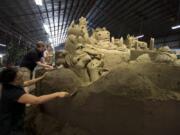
[[20, 41, 54, 82], [0, 67, 69, 135], [44, 44, 53, 65]]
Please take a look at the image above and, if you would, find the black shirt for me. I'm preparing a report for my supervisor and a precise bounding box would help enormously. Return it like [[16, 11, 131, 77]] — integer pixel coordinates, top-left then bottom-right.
[[20, 49, 43, 72], [0, 84, 25, 135]]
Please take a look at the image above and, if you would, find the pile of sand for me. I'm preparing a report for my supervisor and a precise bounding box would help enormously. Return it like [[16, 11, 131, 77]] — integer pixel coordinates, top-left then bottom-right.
[[28, 63, 180, 135], [135, 54, 152, 63]]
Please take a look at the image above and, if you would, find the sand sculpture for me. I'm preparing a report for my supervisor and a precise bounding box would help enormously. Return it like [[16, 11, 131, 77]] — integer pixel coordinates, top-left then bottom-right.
[[63, 17, 131, 83], [155, 46, 178, 64], [126, 34, 148, 50], [56, 16, 180, 83], [91, 27, 112, 48], [149, 38, 155, 50], [27, 17, 180, 135], [64, 17, 106, 83], [131, 45, 179, 66], [90, 27, 127, 51]]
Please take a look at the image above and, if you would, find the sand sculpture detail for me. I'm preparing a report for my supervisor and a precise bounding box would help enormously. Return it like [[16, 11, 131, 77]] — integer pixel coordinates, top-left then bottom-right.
[[64, 17, 105, 83], [64, 17, 132, 83], [59, 17, 179, 84], [126, 34, 148, 50], [63, 17, 130, 83], [155, 46, 177, 63]]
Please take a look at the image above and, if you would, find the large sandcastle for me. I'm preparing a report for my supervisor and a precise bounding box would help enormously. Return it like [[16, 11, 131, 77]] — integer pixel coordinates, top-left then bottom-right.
[[26, 17, 180, 135]]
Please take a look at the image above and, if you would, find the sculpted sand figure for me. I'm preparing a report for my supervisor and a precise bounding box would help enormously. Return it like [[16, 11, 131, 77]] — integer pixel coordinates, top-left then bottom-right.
[[56, 17, 133, 83], [126, 35, 148, 50], [155, 46, 177, 63], [91, 27, 118, 49], [64, 17, 105, 83], [149, 38, 155, 50], [67, 17, 91, 44], [90, 27, 129, 52], [112, 37, 127, 51], [91, 27, 111, 47], [56, 17, 131, 78]]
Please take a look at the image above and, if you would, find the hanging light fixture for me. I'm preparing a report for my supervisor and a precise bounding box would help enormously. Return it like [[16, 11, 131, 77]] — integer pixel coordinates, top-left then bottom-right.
[[171, 25, 180, 30], [35, 0, 43, 6], [171, 1, 180, 30], [0, 54, 5, 58], [0, 44, 6, 47], [136, 35, 144, 39], [43, 24, 51, 34], [49, 38, 52, 42]]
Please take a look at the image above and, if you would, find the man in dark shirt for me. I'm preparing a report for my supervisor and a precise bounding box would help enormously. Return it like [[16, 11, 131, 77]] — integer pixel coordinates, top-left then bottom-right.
[[20, 41, 54, 92], [20, 41, 53, 81], [0, 68, 69, 135]]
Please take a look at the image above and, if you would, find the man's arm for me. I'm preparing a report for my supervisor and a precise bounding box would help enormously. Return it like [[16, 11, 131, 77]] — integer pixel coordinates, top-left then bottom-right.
[[36, 61, 53, 69], [23, 73, 47, 87], [18, 91, 69, 105]]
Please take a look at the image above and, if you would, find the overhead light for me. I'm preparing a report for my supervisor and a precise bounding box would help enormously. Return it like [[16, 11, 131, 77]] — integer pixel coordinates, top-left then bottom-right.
[[49, 38, 52, 42], [35, 0, 42, 6], [43, 24, 51, 35], [171, 25, 180, 30], [0, 44, 6, 47], [136, 35, 144, 39], [0, 54, 5, 58]]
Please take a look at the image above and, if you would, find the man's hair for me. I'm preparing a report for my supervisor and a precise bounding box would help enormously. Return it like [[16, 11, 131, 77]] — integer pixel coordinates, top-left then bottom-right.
[[36, 41, 45, 48], [0, 67, 18, 84]]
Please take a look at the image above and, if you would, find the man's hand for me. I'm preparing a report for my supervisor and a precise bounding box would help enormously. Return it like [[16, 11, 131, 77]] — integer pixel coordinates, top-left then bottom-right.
[[37, 61, 54, 70], [55, 92, 70, 98], [45, 65, 54, 70], [47, 65, 54, 69]]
